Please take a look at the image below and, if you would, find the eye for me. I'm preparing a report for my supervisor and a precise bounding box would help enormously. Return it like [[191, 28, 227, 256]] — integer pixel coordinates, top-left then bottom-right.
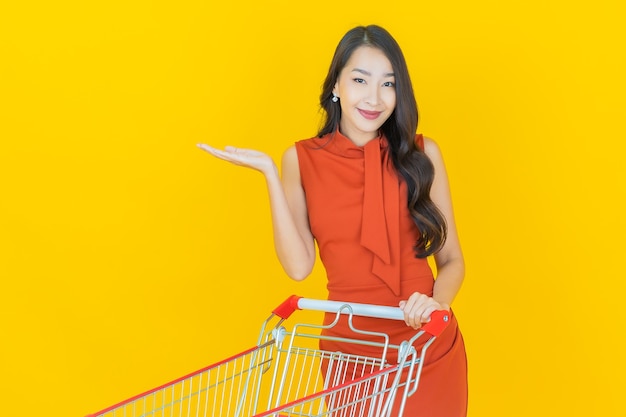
[[353, 78, 366, 84], [383, 81, 395, 87]]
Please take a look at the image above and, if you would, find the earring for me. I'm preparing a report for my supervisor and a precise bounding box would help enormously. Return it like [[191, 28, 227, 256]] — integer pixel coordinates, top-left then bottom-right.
[[332, 93, 339, 103]]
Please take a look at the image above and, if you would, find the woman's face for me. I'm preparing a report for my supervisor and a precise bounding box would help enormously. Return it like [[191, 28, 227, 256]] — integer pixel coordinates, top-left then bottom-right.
[[333, 46, 396, 145]]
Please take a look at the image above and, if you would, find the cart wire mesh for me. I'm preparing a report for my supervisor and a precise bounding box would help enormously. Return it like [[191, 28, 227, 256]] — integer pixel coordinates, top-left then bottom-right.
[[87, 296, 448, 417]]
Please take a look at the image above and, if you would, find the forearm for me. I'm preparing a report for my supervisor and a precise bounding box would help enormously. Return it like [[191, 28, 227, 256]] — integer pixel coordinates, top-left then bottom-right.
[[400, 256, 464, 328], [196, 143, 314, 278], [264, 167, 315, 280], [432, 257, 465, 310]]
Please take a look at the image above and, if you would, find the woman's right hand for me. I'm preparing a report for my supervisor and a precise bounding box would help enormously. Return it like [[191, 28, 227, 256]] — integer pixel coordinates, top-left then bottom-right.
[[197, 143, 276, 175], [198, 142, 316, 280]]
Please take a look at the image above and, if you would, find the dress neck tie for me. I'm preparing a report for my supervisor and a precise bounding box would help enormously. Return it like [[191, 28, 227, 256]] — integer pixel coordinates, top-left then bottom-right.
[[359, 138, 402, 296]]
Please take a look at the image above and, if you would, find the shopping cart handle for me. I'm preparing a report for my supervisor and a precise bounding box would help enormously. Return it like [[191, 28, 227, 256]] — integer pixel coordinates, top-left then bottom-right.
[[272, 295, 303, 319], [272, 296, 450, 337], [422, 310, 450, 337]]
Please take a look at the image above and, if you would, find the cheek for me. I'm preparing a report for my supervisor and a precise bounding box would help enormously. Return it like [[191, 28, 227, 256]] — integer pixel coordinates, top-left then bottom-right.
[[384, 91, 397, 110], [339, 84, 356, 101], [338, 88, 358, 110]]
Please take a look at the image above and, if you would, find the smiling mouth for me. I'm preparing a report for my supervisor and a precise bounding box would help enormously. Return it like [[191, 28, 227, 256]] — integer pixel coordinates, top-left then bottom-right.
[[358, 109, 382, 120]]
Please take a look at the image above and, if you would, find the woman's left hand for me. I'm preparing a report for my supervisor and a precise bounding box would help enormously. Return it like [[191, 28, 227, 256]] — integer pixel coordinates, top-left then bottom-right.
[[399, 292, 450, 329]]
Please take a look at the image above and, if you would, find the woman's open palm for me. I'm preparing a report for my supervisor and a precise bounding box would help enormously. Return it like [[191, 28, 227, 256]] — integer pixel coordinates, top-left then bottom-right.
[[197, 144, 275, 174]]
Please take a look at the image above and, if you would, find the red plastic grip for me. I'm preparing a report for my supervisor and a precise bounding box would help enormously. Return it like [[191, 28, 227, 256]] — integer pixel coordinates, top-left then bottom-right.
[[272, 295, 302, 319], [421, 310, 450, 337]]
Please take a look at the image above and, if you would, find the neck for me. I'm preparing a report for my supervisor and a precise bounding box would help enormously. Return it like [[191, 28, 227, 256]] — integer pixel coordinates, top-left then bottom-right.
[[338, 124, 379, 147]]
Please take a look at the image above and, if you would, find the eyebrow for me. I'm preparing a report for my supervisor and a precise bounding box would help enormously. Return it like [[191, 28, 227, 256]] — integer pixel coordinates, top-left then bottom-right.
[[351, 68, 395, 78]]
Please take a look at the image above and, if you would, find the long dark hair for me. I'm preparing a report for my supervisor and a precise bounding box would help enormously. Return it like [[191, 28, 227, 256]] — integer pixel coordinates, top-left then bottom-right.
[[318, 25, 447, 258]]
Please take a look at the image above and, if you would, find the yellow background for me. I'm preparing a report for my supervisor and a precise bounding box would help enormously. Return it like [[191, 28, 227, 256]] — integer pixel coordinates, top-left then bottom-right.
[[1, 1, 625, 415]]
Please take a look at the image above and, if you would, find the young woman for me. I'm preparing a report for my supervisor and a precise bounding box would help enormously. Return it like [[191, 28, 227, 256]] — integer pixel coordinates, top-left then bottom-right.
[[198, 25, 467, 417]]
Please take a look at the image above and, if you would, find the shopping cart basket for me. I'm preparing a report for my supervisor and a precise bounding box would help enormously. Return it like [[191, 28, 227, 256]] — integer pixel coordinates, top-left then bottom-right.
[[87, 295, 449, 417]]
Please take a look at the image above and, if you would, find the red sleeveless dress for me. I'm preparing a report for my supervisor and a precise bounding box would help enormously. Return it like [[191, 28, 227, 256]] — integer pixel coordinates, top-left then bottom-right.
[[295, 130, 468, 416]]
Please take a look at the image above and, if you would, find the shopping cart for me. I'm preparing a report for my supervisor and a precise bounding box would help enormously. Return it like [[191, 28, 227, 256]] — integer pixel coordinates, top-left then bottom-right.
[[87, 295, 449, 417]]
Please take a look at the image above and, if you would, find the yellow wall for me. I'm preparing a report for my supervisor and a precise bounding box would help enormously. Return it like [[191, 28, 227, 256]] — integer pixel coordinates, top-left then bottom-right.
[[1, 1, 624, 415]]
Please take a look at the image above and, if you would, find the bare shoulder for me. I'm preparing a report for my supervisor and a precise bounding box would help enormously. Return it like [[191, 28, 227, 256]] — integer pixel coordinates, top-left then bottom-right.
[[282, 144, 297, 159], [281, 145, 301, 179], [282, 145, 298, 167], [422, 136, 445, 164]]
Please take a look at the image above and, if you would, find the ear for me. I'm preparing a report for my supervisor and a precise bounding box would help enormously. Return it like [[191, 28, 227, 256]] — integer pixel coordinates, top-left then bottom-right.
[[332, 82, 338, 97]]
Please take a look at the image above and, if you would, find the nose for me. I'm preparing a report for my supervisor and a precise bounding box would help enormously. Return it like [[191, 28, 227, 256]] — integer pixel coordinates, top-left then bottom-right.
[[365, 85, 381, 107]]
